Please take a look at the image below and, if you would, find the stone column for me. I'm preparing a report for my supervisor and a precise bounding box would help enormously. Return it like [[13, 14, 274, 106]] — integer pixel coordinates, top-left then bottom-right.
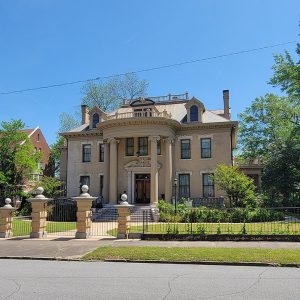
[[116, 193, 133, 239], [103, 141, 110, 204], [0, 198, 16, 238], [165, 137, 173, 202], [28, 187, 51, 238], [109, 138, 118, 204], [72, 185, 96, 239], [149, 136, 160, 205]]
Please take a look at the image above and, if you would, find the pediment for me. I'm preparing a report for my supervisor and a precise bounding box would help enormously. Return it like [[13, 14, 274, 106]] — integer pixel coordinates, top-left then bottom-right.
[[185, 97, 205, 111], [89, 106, 107, 116], [130, 97, 155, 107], [124, 158, 161, 170]]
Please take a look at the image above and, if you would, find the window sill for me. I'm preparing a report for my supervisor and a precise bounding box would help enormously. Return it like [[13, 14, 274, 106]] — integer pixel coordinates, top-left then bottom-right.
[[200, 157, 212, 160], [180, 158, 192, 160]]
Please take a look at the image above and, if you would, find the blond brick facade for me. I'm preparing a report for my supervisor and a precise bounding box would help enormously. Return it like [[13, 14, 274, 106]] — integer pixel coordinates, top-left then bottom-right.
[[60, 91, 238, 205]]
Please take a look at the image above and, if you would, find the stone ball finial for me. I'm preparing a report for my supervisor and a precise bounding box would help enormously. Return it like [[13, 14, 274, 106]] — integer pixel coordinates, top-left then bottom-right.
[[5, 198, 11, 205], [35, 187, 45, 199], [4, 198, 13, 208], [81, 185, 89, 193], [120, 193, 129, 205], [36, 187, 44, 195]]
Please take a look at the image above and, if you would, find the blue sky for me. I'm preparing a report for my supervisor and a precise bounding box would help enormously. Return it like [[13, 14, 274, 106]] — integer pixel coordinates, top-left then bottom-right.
[[0, 0, 299, 145]]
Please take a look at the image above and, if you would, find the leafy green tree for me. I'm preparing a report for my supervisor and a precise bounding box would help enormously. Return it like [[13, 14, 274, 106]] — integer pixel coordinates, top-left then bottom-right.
[[239, 94, 299, 159], [262, 126, 300, 206], [34, 176, 63, 198], [213, 164, 258, 208], [0, 119, 41, 197]]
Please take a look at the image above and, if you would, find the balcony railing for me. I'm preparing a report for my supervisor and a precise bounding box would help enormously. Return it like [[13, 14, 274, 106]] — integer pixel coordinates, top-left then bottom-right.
[[148, 92, 189, 102], [107, 110, 172, 120]]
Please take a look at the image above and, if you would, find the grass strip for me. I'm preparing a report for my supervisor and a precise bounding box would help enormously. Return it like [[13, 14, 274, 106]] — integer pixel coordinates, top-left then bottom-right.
[[82, 246, 300, 264]]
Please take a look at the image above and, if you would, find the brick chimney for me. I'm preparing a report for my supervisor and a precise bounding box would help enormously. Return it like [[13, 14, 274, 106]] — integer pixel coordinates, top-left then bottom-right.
[[81, 105, 89, 125], [223, 90, 230, 120]]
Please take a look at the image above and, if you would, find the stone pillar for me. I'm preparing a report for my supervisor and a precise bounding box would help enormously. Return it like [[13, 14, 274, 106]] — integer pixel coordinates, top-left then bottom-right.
[[116, 193, 133, 239], [0, 198, 16, 238], [165, 137, 173, 202], [72, 185, 96, 239], [149, 136, 160, 205], [28, 187, 51, 238], [103, 141, 110, 204], [109, 138, 118, 204]]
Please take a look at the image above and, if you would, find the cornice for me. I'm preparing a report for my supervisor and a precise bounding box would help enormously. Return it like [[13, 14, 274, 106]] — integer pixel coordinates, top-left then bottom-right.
[[60, 130, 103, 138], [97, 117, 181, 130], [179, 121, 238, 131]]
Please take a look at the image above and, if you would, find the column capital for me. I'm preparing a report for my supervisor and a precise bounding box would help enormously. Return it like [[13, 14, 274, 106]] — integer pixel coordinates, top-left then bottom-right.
[[107, 137, 118, 144], [148, 136, 160, 143], [164, 137, 174, 144]]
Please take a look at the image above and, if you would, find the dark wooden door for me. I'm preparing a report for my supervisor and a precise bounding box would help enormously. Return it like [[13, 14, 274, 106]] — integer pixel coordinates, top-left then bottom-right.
[[135, 174, 150, 204]]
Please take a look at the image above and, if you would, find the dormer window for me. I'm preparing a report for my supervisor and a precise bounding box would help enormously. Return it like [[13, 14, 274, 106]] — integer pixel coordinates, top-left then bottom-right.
[[185, 97, 205, 123], [190, 105, 198, 122], [92, 113, 100, 128]]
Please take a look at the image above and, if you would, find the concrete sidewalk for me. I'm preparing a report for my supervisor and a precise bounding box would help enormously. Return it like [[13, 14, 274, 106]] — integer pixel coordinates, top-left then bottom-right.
[[0, 237, 300, 259]]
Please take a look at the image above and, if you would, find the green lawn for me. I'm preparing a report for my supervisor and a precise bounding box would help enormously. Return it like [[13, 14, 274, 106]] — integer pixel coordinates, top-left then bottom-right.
[[129, 221, 300, 235], [82, 246, 300, 265], [12, 218, 76, 236]]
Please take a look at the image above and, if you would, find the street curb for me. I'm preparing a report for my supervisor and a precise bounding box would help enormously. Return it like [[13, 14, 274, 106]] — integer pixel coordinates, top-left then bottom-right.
[[0, 256, 299, 268]]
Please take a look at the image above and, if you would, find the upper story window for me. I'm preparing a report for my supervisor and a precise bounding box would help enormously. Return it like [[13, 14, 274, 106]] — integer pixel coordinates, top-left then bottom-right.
[[37, 133, 40, 142], [190, 105, 198, 122], [179, 174, 190, 199], [203, 173, 214, 197], [99, 143, 104, 162], [201, 138, 211, 158], [92, 113, 100, 129], [138, 137, 148, 156], [126, 138, 134, 156], [181, 139, 191, 159], [82, 144, 91, 162]]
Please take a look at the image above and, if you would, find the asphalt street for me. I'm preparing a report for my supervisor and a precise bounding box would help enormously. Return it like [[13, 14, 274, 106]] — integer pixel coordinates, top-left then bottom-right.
[[0, 260, 299, 299]]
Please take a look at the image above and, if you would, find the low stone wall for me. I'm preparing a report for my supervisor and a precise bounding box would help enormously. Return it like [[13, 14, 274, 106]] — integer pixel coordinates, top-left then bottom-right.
[[141, 234, 300, 242]]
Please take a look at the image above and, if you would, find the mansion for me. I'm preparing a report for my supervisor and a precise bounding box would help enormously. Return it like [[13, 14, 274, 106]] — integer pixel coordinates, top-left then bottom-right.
[[60, 91, 239, 206]]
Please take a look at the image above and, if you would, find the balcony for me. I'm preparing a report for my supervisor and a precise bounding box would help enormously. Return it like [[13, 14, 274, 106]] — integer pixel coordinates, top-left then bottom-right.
[[107, 110, 172, 120]]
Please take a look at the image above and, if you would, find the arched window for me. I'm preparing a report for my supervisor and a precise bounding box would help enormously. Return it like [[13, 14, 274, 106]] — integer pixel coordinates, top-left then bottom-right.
[[92, 113, 100, 128], [190, 105, 198, 122]]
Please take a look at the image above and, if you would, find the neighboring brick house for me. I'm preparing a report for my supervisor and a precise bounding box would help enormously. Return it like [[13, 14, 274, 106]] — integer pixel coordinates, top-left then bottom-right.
[[20, 127, 50, 183], [60, 90, 239, 206]]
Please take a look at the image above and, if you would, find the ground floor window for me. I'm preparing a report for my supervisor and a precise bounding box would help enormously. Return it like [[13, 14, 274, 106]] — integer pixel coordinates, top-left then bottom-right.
[[203, 173, 214, 197], [99, 175, 104, 196], [179, 174, 190, 199], [138, 137, 148, 156], [80, 176, 90, 191]]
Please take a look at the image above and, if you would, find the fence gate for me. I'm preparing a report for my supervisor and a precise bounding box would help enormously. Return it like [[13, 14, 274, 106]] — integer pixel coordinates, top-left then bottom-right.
[[46, 198, 77, 237], [90, 208, 118, 237]]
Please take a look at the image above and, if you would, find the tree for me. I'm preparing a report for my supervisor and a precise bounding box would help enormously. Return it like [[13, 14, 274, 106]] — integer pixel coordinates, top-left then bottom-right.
[[239, 94, 299, 159], [262, 126, 300, 206], [238, 28, 300, 206], [213, 164, 257, 208], [0, 119, 41, 197], [81, 73, 148, 112], [34, 176, 63, 198]]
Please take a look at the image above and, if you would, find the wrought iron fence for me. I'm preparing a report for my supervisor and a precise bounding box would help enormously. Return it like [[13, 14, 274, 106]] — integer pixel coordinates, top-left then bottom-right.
[[12, 215, 32, 237], [141, 207, 300, 235], [90, 208, 118, 237], [46, 198, 77, 237]]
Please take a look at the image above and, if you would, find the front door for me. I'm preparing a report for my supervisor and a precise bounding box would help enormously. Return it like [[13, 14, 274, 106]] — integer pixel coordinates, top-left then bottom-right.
[[135, 174, 150, 204]]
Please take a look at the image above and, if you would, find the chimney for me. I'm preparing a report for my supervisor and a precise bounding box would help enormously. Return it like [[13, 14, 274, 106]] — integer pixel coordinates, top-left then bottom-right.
[[81, 105, 89, 125], [223, 90, 230, 120]]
